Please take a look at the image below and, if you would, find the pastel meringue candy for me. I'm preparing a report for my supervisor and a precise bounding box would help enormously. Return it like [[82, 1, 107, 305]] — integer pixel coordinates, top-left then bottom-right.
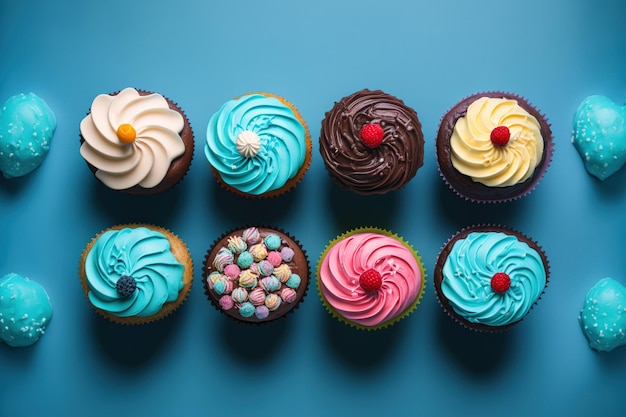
[[0, 273, 53, 347], [572, 95, 626, 180], [579, 277, 626, 352], [0, 93, 56, 178]]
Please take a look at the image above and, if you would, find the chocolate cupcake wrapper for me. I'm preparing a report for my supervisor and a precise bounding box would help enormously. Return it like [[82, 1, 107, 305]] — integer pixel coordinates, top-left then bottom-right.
[[435, 91, 554, 203], [433, 224, 550, 332], [209, 92, 312, 199], [79, 223, 194, 325], [316, 226, 427, 331], [202, 225, 310, 325]]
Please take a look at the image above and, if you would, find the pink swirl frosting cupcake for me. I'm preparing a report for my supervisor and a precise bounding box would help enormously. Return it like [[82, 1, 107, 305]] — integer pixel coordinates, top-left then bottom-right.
[[317, 228, 426, 329]]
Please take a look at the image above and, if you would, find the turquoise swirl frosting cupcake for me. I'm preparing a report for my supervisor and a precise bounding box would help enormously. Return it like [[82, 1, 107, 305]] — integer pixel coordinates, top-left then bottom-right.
[[205, 93, 311, 197], [80, 225, 193, 324], [434, 226, 549, 331]]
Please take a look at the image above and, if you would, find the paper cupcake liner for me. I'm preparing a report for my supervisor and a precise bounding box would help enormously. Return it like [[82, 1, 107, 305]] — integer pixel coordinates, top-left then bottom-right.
[[79, 88, 195, 196], [316, 226, 427, 331], [202, 225, 310, 325], [79, 223, 194, 325], [433, 224, 550, 332], [209, 92, 312, 199], [435, 91, 554, 203]]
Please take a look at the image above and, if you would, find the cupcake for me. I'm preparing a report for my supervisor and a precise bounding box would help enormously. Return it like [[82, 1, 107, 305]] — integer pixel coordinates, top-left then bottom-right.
[[436, 92, 553, 202], [0, 92, 56, 178], [319, 89, 424, 195], [317, 227, 426, 330], [0, 273, 53, 347], [434, 225, 549, 331], [204, 92, 312, 198], [79, 87, 194, 195], [203, 226, 310, 323], [79, 224, 194, 325]]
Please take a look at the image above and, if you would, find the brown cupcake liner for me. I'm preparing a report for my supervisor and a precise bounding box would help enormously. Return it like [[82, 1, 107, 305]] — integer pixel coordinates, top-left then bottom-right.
[[202, 225, 310, 325], [435, 91, 554, 203], [316, 226, 427, 331], [79, 223, 194, 325], [433, 224, 550, 332], [209, 92, 312, 199], [79, 88, 195, 196]]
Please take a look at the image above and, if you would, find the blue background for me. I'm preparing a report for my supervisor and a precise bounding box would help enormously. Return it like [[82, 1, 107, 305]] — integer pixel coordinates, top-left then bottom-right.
[[1, 1, 626, 416]]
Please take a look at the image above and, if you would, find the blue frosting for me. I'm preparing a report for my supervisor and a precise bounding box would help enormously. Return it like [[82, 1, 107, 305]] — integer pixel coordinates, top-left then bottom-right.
[[0, 273, 53, 347], [0, 93, 56, 178], [441, 232, 546, 327], [580, 277, 626, 352], [205, 93, 307, 195], [572, 95, 626, 180]]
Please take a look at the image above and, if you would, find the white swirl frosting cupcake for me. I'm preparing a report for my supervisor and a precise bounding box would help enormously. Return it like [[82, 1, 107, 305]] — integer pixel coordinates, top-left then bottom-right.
[[80, 87, 194, 195]]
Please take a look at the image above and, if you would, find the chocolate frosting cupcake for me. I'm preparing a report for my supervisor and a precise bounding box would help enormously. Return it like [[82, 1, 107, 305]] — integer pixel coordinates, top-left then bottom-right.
[[319, 89, 424, 195]]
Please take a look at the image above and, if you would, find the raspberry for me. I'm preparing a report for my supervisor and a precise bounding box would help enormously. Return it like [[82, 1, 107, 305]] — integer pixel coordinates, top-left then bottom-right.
[[359, 123, 384, 148], [359, 269, 382, 292], [116, 275, 137, 297], [491, 272, 511, 293], [490, 125, 511, 146]]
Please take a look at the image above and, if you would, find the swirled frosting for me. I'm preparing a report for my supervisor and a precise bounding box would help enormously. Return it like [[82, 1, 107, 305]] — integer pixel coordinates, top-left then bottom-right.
[[319, 89, 424, 194], [0, 93, 56, 178], [450, 97, 544, 187], [80, 87, 185, 190], [85, 227, 184, 318], [441, 231, 546, 327], [0, 273, 53, 347], [204, 94, 307, 195], [319, 232, 422, 327]]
